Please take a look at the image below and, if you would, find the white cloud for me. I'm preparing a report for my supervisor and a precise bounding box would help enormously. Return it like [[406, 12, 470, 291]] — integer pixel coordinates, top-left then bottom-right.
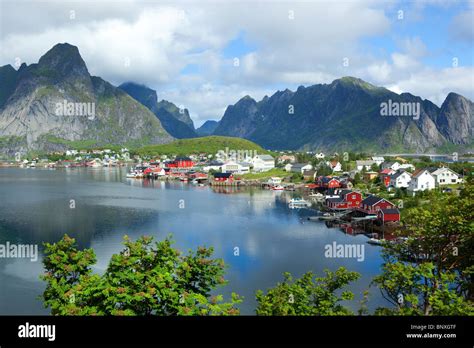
[[0, 0, 472, 125]]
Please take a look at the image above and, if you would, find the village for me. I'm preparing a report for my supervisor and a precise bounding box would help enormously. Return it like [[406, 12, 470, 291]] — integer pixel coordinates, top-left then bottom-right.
[[4, 147, 470, 244]]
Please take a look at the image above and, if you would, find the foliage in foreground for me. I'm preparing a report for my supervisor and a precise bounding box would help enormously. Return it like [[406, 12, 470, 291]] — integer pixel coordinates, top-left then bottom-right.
[[255, 268, 360, 315], [372, 178, 474, 315], [41, 235, 241, 315]]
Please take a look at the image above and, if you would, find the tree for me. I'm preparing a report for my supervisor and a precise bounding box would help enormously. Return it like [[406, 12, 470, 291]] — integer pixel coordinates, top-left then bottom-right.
[[317, 164, 333, 176], [41, 235, 241, 316], [372, 178, 474, 315], [370, 163, 380, 172], [255, 267, 360, 315], [353, 172, 361, 185], [373, 261, 473, 315]]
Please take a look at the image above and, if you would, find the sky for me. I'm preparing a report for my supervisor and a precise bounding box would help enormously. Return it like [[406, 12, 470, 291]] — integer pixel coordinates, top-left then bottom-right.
[[0, 0, 473, 127]]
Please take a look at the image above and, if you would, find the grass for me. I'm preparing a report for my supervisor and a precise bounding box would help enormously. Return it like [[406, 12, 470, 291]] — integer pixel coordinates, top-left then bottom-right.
[[135, 136, 268, 157], [240, 168, 288, 180]]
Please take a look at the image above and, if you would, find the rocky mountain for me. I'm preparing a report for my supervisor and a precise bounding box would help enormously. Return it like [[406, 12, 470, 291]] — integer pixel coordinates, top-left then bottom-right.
[[119, 82, 197, 139], [196, 120, 219, 136], [436, 93, 474, 145], [0, 43, 173, 155], [213, 77, 473, 152]]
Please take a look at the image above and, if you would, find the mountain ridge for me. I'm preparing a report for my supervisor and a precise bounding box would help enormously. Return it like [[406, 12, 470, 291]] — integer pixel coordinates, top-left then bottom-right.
[[213, 77, 473, 152], [119, 82, 197, 139], [0, 43, 174, 156]]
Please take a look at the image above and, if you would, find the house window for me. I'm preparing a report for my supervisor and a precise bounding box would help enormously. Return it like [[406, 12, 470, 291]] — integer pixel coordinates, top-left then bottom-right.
[[352, 195, 356, 199]]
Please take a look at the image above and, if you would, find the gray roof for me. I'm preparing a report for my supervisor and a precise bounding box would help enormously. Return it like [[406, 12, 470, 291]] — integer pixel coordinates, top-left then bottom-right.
[[258, 155, 274, 161], [391, 170, 410, 180], [292, 163, 310, 169], [356, 160, 375, 166]]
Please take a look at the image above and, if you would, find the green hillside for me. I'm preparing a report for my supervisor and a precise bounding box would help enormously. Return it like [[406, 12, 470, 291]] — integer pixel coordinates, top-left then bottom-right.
[[135, 136, 268, 156]]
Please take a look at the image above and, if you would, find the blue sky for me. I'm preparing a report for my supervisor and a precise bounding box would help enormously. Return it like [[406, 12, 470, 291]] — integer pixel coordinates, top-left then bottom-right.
[[1, 0, 473, 126]]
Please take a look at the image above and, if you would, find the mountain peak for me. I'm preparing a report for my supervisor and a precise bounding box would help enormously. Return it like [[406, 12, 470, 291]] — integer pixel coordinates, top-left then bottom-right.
[[444, 92, 467, 103], [37, 42, 89, 79], [333, 76, 378, 90], [237, 95, 257, 104]]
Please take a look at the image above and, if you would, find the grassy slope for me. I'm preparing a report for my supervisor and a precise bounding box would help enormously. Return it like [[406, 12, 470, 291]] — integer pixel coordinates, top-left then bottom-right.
[[135, 136, 268, 156]]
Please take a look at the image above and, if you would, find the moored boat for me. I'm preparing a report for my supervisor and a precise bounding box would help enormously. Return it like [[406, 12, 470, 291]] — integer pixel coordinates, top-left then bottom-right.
[[288, 198, 311, 208]]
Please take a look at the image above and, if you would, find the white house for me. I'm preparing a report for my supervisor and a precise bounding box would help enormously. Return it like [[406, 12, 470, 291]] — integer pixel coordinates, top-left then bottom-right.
[[382, 161, 401, 171], [371, 156, 385, 166], [315, 152, 325, 160], [408, 169, 435, 194], [356, 160, 376, 171], [326, 160, 342, 172], [66, 150, 78, 156], [221, 161, 251, 174], [277, 155, 296, 163], [203, 161, 223, 172], [291, 163, 313, 174], [430, 167, 461, 186], [389, 171, 412, 188], [252, 155, 275, 172], [268, 177, 282, 185], [284, 163, 294, 172]]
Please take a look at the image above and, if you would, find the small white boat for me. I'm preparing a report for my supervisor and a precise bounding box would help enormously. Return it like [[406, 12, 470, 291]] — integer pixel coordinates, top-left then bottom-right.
[[288, 198, 311, 209], [367, 238, 385, 246]]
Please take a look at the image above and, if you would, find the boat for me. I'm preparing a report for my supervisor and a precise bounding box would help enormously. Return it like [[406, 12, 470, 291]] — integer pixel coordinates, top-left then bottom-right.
[[367, 238, 385, 246], [126, 169, 145, 179], [288, 198, 311, 209], [352, 215, 378, 221], [272, 185, 284, 191], [308, 192, 325, 202], [307, 216, 322, 221]]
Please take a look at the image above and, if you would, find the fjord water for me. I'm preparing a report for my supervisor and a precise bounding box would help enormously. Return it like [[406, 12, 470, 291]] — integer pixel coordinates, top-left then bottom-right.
[[0, 168, 386, 314]]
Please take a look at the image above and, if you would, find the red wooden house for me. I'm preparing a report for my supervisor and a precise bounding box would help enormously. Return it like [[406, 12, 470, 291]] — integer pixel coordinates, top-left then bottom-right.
[[189, 172, 208, 179], [379, 169, 394, 188], [213, 172, 233, 182], [317, 176, 341, 189], [167, 156, 194, 168], [326, 190, 362, 210], [377, 208, 401, 223], [358, 196, 396, 214]]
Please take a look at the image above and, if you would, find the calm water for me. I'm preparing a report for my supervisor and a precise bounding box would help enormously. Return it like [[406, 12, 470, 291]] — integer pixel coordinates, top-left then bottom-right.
[[0, 167, 387, 315]]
